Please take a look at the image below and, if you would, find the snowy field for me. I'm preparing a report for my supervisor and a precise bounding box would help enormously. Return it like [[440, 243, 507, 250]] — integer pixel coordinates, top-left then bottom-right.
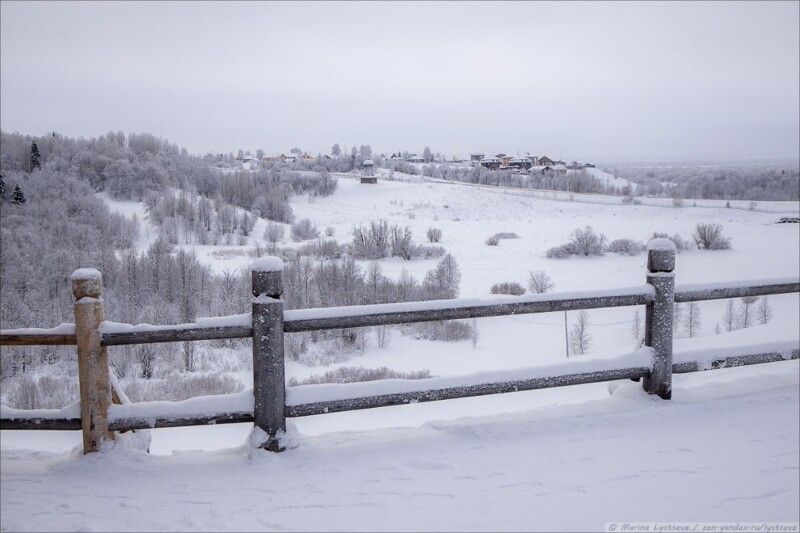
[[2, 174, 799, 531], [1, 361, 798, 531]]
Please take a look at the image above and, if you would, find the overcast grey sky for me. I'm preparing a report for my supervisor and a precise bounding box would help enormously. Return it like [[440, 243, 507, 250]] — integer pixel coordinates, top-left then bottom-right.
[[1, 1, 798, 162]]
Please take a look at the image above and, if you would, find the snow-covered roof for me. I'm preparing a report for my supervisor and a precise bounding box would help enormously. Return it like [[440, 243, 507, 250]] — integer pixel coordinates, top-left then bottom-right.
[[510, 157, 531, 163], [481, 157, 502, 163], [362, 159, 374, 166]]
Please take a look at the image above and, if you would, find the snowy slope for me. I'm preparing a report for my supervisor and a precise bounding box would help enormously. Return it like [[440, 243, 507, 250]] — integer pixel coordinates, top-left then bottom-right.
[[3, 175, 799, 532]]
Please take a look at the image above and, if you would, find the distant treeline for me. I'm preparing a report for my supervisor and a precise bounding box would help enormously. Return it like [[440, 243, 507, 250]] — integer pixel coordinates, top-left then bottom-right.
[[608, 164, 799, 201]]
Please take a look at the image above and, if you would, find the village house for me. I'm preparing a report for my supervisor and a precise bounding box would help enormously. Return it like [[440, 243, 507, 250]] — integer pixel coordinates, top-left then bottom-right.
[[479, 156, 502, 170], [406, 154, 425, 163], [509, 157, 532, 171]]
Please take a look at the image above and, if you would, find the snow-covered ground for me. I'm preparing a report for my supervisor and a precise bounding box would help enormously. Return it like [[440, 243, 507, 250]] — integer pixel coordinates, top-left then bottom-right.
[[2, 361, 798, 531], [5, 173, 797, 531]]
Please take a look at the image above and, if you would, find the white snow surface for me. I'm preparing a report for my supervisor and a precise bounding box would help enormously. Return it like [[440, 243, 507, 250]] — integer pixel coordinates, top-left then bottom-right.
[[1, 361, 798, 531]]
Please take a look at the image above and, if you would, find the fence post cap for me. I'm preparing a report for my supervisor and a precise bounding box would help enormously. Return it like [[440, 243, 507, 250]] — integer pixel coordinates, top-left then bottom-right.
[[253, 257, 284, 273], [71, 268, 103, 298], [252, 257, 283, 297], [647, 239, 676, 273]]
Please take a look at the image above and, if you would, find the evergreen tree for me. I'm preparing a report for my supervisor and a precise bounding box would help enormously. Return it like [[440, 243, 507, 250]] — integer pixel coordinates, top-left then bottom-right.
[[0, 173, 5, 200], [11, 184, 26, 205], [30, 142, 42, 171]]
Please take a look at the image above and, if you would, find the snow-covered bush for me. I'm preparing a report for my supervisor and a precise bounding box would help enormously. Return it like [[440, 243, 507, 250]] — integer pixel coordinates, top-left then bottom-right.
[[287, 366, 432, 386], [485, 235, 499, 246], [693, 223, 731, 250], [123, 373, 243, 403], [546, 226, 607, 258], [527, 270, 555, 293], [412, 244, 446, 260], [264, 221, 285, 243], [4, 375, 78, 409], [291, 218, 320, 241], [427, 227, 442, 243], [490, 282, 526, 296], [410, 320, 474, 342], [605, 238, 646, 256]]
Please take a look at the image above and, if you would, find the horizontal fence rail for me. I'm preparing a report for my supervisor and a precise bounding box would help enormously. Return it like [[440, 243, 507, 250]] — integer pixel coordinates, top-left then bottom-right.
[[674, 278, 800, 303], [3, 347, 796, 433], [283, 286, 655, 332], [0, 324, 77, 346], [1, 243, 799, 454]]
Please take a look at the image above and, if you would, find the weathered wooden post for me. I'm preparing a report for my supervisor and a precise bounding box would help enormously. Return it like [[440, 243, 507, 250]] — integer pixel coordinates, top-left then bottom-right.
[[71, 268, 114, 453], [251, 257, 286, 451], [643, 239, 676, 399]]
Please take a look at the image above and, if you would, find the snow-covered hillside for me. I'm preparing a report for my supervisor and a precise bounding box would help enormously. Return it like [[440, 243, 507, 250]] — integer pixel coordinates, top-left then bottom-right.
[[4, 173, 798, 532]]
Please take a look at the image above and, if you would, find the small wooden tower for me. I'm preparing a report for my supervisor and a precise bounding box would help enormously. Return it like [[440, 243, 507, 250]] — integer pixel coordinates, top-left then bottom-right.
[[361, 159, 376, 184]]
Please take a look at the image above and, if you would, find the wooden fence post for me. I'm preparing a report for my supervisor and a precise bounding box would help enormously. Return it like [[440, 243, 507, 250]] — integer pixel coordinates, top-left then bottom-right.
[[71, 268, 114, 453], [643, 239, 676, 399], [251, 257, 286, 451]]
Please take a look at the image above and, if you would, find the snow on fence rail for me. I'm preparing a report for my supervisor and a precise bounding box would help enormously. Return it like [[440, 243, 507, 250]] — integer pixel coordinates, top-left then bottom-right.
[[1, 241, 799, 454]]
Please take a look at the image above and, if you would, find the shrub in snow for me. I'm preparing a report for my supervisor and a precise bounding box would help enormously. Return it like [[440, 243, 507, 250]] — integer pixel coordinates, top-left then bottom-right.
[[5, 375, 78, 410], [527, 270, 554, 293], [490, 282, 526, 296], [605, 238, 646, 256], [287, 366, 432, 386], [123, 373, 243, 403], [693, 223, 731, 250], [546, 226, 606, 258], [264, 221, 285, 243], [411, 244, 446, 260], [410, 320, 474, 342], [291, 218, 320, 242], [486, 232, 518, 246], [427, 227, 442, 243]]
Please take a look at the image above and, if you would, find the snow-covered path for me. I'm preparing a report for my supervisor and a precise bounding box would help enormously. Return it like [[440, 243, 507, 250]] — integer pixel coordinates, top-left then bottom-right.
[[2, 361, 798, 532]]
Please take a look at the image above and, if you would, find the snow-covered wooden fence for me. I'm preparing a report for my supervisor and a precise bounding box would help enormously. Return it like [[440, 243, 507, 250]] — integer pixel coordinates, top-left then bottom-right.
[[1, 240, 798, 453]]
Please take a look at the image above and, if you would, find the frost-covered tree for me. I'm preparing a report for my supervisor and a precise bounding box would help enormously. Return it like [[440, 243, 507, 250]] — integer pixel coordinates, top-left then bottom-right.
[[738, 296, 759, 328], [331, 143, 341, 157], [673, 302, 684, 332], [569, 310, 591, 355], [721, 300, 737, 332], [757, 296, 773, 325], [683, 301, 701, 338], [422, 254, 461, 300], [527, 270, 554, 294], [422, 146, 432, 163], [693, 223, 731, 250], [426, 227, 442, 243], [11, 184, 26, 205], [630, 307, 643, 342]]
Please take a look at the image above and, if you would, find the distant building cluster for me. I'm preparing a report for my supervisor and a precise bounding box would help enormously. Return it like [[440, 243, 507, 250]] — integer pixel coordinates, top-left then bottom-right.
[[468, 153, 594, 175], [234, 149, 594, 177]]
